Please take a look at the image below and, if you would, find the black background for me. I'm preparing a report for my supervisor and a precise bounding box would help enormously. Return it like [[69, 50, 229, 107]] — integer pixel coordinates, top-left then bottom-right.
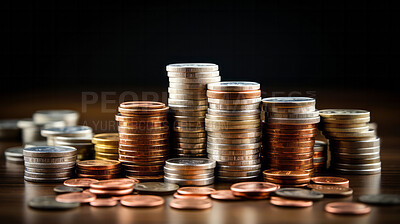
[[1, 0, 399, 93]]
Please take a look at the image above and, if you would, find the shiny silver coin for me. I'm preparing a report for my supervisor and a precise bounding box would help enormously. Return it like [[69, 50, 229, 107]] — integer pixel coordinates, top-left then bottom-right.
[[24, 156, 76, 164], [275, 188, 324, 200], [53, 186, 83, 194], [218, 164, 261, 171], [207, 98, 261, 105], [169, 93, 207, 100], [319, 109, 370, 119], [41, 126, 92, 137], [134, 182, 179, 194], [332, 152, 380, 159], [335, 162, 381, 170], [167, 71, 220, 78], [164, 166, 214, 175], [53, 136, 92, 144], [24, 176, 70, 183], [28, 196, 80, 210], [168, 99, 208, 106], [208, 108, 260, 116], [263, 105, 316, 113], [5, 156, 24, 162], [217, 170, 260, 177], [266, 117, 320, 125], [262, 97, 315, 107], [33, 110, 79, 126], [164, 176, 214, 186], [267, 111, 319, 119], [24, 171, 73, 178], [207, 136, 260, 144], [207, 131, 261, 139], [332, 146, 380, 154], [24, 141, 48, 148], [164, 172, 214, 179], [208, 103, 260, 110], [25, 167, 75, 173], [24, 161, 76, 169], [206, 114, 260, 121], [168, 87, 207, 94], [165, 158, 216, 170], [208, 81, 260, 91], [217, 159, 260, 166], [334, 167, 381, 175], [208, 154, 259, 161], [23, 146, 77, 157], [166, 63, 218, 72]]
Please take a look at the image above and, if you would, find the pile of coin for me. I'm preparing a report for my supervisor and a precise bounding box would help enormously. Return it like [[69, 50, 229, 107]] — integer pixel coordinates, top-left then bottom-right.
[[88, 178, 138, 196], [33, 110, 80, 126], [23, 146, 77, 182], [205, 81, 262, 182], [263, 170, 311, 187], [17, 119, 65, 143], [92, 133, 119, 161], [76, 160, 121, 180], [164, 158, 216, 186], [54, 136, 94, 161], [167, 63, 221, 157], [319, 109, 381, 174], [261, 97, 320, 174], [41, 126, 93, 146], [230, 182, 279, 199], [313, 140, 328, 174], [4, 146, 24, 163], [116, 101, 169, 181]]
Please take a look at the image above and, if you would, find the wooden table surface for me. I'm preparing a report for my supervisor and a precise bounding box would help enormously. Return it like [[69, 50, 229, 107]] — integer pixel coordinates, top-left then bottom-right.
[[1, 89, 400, 224]]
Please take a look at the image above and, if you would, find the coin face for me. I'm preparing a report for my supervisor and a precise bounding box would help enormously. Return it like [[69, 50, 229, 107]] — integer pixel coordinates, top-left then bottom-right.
[[28, 196, 80, 210], [120, 195, 164, 207], [319, 109, 370, 118], [134, 182, 179, 194], [90, 178, 138, 190], [64, 178, 99, 188], [41, 126, 92, 136], [23, 146, 77, 157], [311, 176, 349, 187], [275, 188, 324, 200], [4, 146, 24, 157], [177, 187, 216, 196], [359, 194, 400, 205], [324, 202, 371, 215]]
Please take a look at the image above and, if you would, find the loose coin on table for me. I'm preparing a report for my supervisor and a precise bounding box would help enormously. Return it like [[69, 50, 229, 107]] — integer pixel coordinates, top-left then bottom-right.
[[230, 182, 279, 199], [54, 186, 83, 194], [311, 176, 350, 188], [64, 178, 99, 188], [270, 196, 313, 207], [135, 182, 179, 195], [56, 192, 97, 203], [210, 190, 242, 200], [120, 195, 164, 207], [29, 196, 80, 210], [359, 194, 400, 205], [170, 198, 213, 210], [275, 188, 323, 200], [308, 184, 353, 197], [177, 187, 216, 196], [90, 198, 118, 207], [324, 202, 371, 215], [4, 146, 24, 162]]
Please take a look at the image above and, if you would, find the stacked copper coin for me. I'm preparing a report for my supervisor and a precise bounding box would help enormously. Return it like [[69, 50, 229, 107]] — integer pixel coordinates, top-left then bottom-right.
[[313, 140, 328, 174], [116, 101, 169, 181], [41, 126, 93, 146], [167, 63, 221, 157], [89, 178, 138, 196], [206, 82, 262, 182], [263, 170, 311, 187], [261, 97, 320, 174], [23, 146, 77, 182], [76, 160, 121, 180], [230, 182, 279, 199], [92, 133, 119, 161], [164, 158, 216, 186], [54, 136, 94, 161], [319, 109, 381, 174]]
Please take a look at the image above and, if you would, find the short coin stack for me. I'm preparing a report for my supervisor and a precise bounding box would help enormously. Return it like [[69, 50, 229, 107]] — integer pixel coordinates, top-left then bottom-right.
[[319, 109, 381, 174], [116, 101, 169, 181], [313, 140, 328, 174], [167, 63, 221, 157], [33, 110, 80, 126], [92, 133, 119, 161], [206, 82, 262, 182], [230, 182, 279, 199], [89, 178, 138, 196], [4, 146, 24, 163], [76, 160, 121, 180], [41, 126, 93, 146], [23, 146, 77, 182], [54, 136, 94, 161], [164, 158, 216, 186], [261, 97, 320, 174], [263, 170, 311, 187]]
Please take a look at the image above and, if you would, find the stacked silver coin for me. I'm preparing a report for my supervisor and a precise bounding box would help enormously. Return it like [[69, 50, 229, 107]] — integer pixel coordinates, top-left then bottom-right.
[[313, 140, 328, 174], [24, 141, 48, 148], [319, 109, 381, 175], [17, 119, 65, 143], [167, 63, 221, 157], [4, 146, 24, 162], [0, 119, 21, 140], [41, 126, 93, 146], [33, 110, 80, 126], [164, 158, 216, 186], [54, 136, 94, 161], [205, 81, 262, 182], [23, 146, 77, 182]]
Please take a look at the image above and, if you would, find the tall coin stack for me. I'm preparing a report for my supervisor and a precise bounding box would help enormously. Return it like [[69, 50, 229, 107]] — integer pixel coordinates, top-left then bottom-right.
[[23, 146, 77, 182], [116, 101, 169, 181], [164, 158, 216, 186], [76, 160, 121, 179], [167, 63, 221, 158], [319, 109, 381, 175], [92, 133, 119, 161], [261, 97, 320, 174], [206, 82, 262, 182], [313, 140, 328, 174], [54, 136, 94, 160]]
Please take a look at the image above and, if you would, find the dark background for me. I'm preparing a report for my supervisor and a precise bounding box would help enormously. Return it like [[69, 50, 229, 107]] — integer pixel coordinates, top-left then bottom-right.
[[1, 0, 400, 132]]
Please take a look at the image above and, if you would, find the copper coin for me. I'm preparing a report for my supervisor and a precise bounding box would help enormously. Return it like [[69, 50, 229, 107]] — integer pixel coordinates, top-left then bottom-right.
[[173, 192, 209, 200], [89, 187, 133, 195], [231, 182, 279, 194], [116, 114, 167, 122], [64, 178, 99, 188], [77, 168, 121, 175], [177, 187, 216, 196], [266, 128, 317, 135], [268, 152, 314, 160], [119, 154, 168, 162], [207, 90, 261, 99], [122, 164, 163, 172], [311, 176, 350, 188], [268, 147, 314, 153], [169, 198, 212, 210], [264, 177, 310, 185], [119, 101, 165, 109], [120, 195, 164, 207], [118, 121, 168, 128], [90, 198, 118, 207], [90, 178, 139, 190], [126, 175, 164, 181], [307, 184, 353, 197], [263, 170, 310, 179], [266, 124, 316, 130], [210, 190, 242, 200], [77, 160, 121, 170], [270, 196, 313, 207], [325, 202, 371, 215], [119, 149, 169, 157], [118, 107, 168, 116], [232, 191, 270, 199], [118, 128, 169, 135], [56, 192, 97, 203], [269, 158, 313, 165], [77, 173, 121, 180], [119, 144, 168, 150]]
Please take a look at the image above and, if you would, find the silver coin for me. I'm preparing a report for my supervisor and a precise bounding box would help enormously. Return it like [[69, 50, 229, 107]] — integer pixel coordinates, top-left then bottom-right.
[[54, 186, 83, 194], [335, 162, 381, 170], [23, 146, 77, 157], [25, 167, 75, 173], [169, 105, 209, 111], [28, 196, 80, 210], [207, 137, 260, 144], [168, 87, 206, 94], [5, 156, 24, 162], [207, 98, 261, 105], [262, 97, 315, 106], [359, 194, 400, 205], [207, 131, 261, 138], [207, 148, 259, 156], [169, 77, 221, 84], [206, 124, 260, 131], [321, 117, 371, 124], [218, 164, 261, 171], [267, 111, 319, 119], [333, 152, 380, 159], [24, 176, 70, 183], [164, 166, 214, 175], [217, 159, 260, 166], [168, 99, 208, 106], [169, 82, 207, 90], [53, 136, 92, 144], [24, 161, 76, 169], [334, 167, 381, 174], [135, 182, 179, 194], [217, 170, 260, 177], [165, 158, 216, 170], [319, 109, 370, 119], [333, 146, 380, 154], [168, 93, 207, 100], [208, 103, 260, 110], [24, 141, 48, 148], [167, 71, 220, 78], [208, 108, 260, 116], [41, 126, 92, 137], [4, 146, 24, 158], [207, 142, 261, 150], [263, 105, 316, 113], [164, 172, 214, 179], [208, 154, 259, 161], [208, 81, 260, 91], [275, 188, 323, 200], [164, 176, 214, 186], [24, 156, 76, 163], [266, 117, 320, 125], [206, 114, 260, 121], [24, 171, 73, 178], [166, 63, 218, 72]]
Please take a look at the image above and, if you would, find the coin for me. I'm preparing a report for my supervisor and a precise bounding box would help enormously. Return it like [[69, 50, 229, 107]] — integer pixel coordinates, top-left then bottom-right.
[[325, 202, 371, 215], [29, 196, 80, 210], [4, 146, 24, 158], [177, 187, 216, 196], [92, 133, 119, 146], [358, 194, 400, 205], [165, 176, 215, 186], [77, 160, 121, 170], [121, 195, 164, 207], [166, 63, 218, 72], [210, 190, 242, 200], [90, 178, 138, 189], [308, 184, 353, 197], [173, 192, 209, 200], [89, 188, 133, 196], [165, 158, 216, 170], [207, 90, 261, 99], [275, 188, 323, 200], [54, 186, 83, 194], [56, 192, 97, 203], [311, 176, 349, 188], [270, 196, 313, 207], [262, 97, 315, 108], [64, 178, 99, 188], [134, 182, 179, 194], [170, 198, 212, 210], [90, 198, 118, 207], [208, 98, 261, 105], [168, 71, 220, 78], [319, 109, 370, 119], [231, 182, 279, 194], [23, 146, 77, 157]]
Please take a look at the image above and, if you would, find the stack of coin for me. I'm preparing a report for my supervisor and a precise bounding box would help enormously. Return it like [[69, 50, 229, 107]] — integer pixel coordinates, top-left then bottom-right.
[[313, 140, 328, 174], [92, 133, 119, 161], [263, 170, 311, 187], [116, 101, 169, 181], [0, 119, 21, 140], [4, 146, 24, 163], [164, 158, 216, 186], [76, 160, 121, 180], [23, 146, 77, 182], [33, 110, 80, 126], [206, 81, 262, 182], [319, 109, 381, 174], [88, 178, 138, 196], [261, 97, 320, 174], [17, 119, 66, 143], [54, 136, 94, 161], [167, 63, 221, 157], [41, 126, 93, 146], [230, 182, 279, 199]]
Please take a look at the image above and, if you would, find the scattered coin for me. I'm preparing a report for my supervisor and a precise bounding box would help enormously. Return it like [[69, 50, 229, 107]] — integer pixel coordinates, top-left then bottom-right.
[[311, 176, 349, 188], [324, 202, 371, 215], [275, 188, 324, 200], [210, 190, 242, 200], [54, 186, 83, 194], [120, 195, 164, 207], [134, 182, 179, 194], [90, 198, 118, 207], [55, 192, 97, 203], [64, 178, 99, 188], [90, 178, 138, 190], [270, 196, 313, 207], [170, 198, 212, 210], [173, 192, 209, 200], [177, 187, 216, 196], [359, 194, 400, 205], [28, 196, 80, 210], [308, 184, 353, 197]]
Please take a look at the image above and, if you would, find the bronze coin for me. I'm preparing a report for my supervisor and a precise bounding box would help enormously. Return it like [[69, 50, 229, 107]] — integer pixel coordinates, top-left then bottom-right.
[[77, 173, 121, 180], [263, 170, 310, 179], [119, 144, 169, 151], [115, 114, 167, 122], [266, 124, 316, 130], [270, 196, 313, 207], [77, 168, 121, 175], [90, 198, 118, 207], [169, 198, 212, 210], [231, 182, 279, 194], [122, 164, 164, 172], [89, 188, 133, 196], [210, 190, 242, 200], [77, 160, 121, 170], [232, 191, 270, 199], [264, 177, 310, 185], [177, 187, 216, 196], [325, 202, 371, 215], [90, 178, 139, 190], [64, 178, 99, 188], [56, 192, 97, 203], [311, 176, 349, 188], [173, 192, 209, 200], [120, 195, 164, 207], [207, 90, 261, 99]]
